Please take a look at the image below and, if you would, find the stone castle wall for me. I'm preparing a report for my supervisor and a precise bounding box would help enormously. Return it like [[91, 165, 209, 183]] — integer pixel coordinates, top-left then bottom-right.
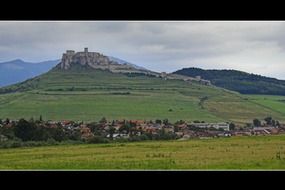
[[61, 49, 109, 69], [60, 48, 135, 71]]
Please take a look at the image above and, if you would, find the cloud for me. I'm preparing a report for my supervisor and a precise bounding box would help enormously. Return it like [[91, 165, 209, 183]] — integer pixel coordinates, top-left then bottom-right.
[[0, 21, 285, 79]]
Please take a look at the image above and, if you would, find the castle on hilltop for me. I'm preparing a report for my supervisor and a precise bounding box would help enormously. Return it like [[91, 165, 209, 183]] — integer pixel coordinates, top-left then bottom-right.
[[61, 48, 114, 70], [59, 48, 211, 85]]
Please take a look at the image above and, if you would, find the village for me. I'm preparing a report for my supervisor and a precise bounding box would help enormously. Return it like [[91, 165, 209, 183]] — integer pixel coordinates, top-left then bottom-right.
[[1, 117, 285, 144]]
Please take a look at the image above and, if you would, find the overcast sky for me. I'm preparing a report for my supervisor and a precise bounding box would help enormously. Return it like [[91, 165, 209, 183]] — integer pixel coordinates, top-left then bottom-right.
[[1, 21, 285, 79]]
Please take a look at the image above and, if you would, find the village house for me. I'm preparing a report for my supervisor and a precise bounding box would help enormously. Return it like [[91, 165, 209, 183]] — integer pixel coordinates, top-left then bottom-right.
[[232, 130, 252, 136], [106, 133, 129, 139], [191, 123, 230, 131], [80, 124, 94, 140], [252, 126, 280, 135]]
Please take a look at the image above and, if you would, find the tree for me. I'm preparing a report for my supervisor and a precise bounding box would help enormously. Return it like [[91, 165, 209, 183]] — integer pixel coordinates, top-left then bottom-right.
[[264, 116, 272, 125], [175, 120, 185, 125], [229, 122, 235, 130], [119, 123, 131, 134], [163, 119, 169, 125], [39, 115, 43, 122], [69, 130, 81, 141], [155, 119, 162, 124], [272, 119, 276, 127], [108, 126, 115, 140], [49, 127, 66, 141], [29, 117, 34, 123], [33, 125, 50, 141], [14, 119, 37, 141], [245, 123, 252, 128], [174, 125, 179, 132], [253, 119, 261, 127], [99, 117, 107, 124], [5, 118, 10, 125]]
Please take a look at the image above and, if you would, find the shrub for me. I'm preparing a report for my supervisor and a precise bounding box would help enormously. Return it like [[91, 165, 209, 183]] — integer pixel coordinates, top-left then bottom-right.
[[114, 138, 129, 143], [87, 136, 109, 144], [0, 139, 23, 148]]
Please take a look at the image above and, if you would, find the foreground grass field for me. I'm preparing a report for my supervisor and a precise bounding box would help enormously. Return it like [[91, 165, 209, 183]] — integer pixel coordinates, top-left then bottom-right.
[[1, 68, 285, 123], [1, 135, 285, 169]]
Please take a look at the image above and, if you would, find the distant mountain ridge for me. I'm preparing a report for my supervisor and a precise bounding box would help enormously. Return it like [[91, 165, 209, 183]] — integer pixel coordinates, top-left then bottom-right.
[[174, 67, 285, 95], [107, 56, 148, 71], [0, 59, 60, 87]]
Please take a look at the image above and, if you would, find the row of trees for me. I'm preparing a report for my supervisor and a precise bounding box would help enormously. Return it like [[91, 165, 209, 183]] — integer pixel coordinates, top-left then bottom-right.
[[253, 117, 280, 127], [0, 118, 81, 142]]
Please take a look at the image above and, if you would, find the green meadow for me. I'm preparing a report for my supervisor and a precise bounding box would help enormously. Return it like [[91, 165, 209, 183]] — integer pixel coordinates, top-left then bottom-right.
[[1, 135, 285, 169], [0, 68, 285, 123]]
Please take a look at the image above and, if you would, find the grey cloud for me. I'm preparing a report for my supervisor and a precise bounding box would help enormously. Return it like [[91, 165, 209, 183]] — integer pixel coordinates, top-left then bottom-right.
[[1, 21, 285, 79]]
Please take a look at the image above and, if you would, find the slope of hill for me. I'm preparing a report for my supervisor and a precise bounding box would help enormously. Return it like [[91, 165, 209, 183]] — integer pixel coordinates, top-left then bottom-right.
[[0, 59, 60, 87], [1, 50, 285, 124], [0, 63, 285, 124], [173, 68, 285, 95]]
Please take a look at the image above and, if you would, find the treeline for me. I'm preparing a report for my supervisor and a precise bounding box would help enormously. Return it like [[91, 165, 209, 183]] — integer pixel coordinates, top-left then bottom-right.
[[174, 67, 285, 95], [252, 117, 280, 127], [0, 118, 83, 148]]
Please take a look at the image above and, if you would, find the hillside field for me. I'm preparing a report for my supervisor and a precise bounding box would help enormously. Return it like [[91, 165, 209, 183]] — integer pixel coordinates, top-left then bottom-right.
[[1, 135, 285, 169], [0, 68, 285, 123]]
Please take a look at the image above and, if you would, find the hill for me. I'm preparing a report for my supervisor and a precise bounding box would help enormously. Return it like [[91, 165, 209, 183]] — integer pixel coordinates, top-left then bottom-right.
[[173, 67, 285, 95], [0, 49, 285, 124], [0, 59, 60, 87]]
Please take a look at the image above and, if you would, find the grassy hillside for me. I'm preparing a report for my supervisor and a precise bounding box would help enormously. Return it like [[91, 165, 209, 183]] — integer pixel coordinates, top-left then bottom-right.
[[0, 65, 285, 123], [174, 67, 285, 95], [1, 135, 285, 169]]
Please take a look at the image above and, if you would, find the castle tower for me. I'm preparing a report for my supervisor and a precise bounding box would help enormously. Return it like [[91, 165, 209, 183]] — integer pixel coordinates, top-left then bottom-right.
[[61, 50, 75, 69], [66, 50, 75, 55]]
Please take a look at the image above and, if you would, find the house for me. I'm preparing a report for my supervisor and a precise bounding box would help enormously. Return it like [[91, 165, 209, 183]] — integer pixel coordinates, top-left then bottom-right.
[[106, 133, 129, 139], [252, 127, 277, 135], [164, 127, 174, 133], [80, 125, 94, 139], [129, 120, 145, 125], [175, 132, 184, 138], [176, 123, 188, 130], [192, 123, 230, 131], [233, 131, 252, 136], [217, 132, 232, 137]]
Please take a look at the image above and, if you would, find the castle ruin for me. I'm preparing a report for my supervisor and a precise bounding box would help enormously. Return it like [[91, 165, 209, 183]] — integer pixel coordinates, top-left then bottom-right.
[[60, 48, 112, 70], [59, 48, 211, 86]]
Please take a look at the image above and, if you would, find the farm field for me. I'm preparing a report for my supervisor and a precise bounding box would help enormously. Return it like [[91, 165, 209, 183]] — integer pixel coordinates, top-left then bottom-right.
[[1, 135, 285, 169], [245, 95, 285, 116]]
